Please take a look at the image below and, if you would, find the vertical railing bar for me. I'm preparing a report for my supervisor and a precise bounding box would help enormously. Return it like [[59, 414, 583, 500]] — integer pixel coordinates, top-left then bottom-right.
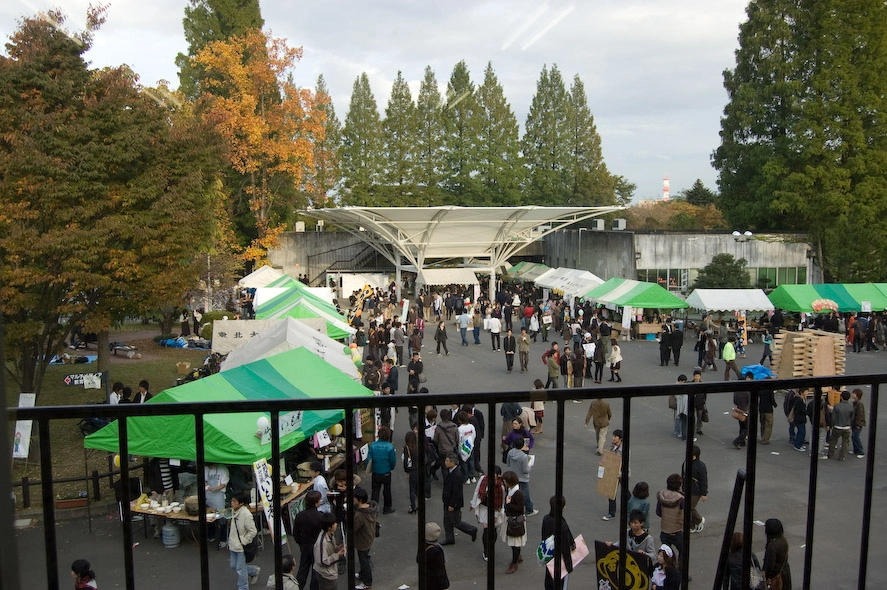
[[552, 398, 565, 582], [618, 394, 632, 588], [345, 405, 357, 590], [271, 411, 282, 590], [486, 400, 497, 589], [195, 413, 209, 590], [858, 381, 878, 589], [345, 404, 356, 590], [118, 417, 135, 590], [741, 388, 760, 590], [681, 389, 696, 589], [417, 402, 427, 590], [38, 418, 59, 590], [803, 387, 823, 589]]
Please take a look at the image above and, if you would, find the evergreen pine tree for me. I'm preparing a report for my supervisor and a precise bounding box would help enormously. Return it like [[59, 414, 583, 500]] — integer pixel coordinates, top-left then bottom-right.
[[564, 74, 615, 205], [309, 73, 341, 208], [414, 66, 445, 204], [475, 62, 523, 206], [522, 64, 570, 205], [175, 0, 264, 99], [442, 60, 481, 204], [382, 71, 417, 205], [681, 179, 717, 207], [339, 73, 383, 206]]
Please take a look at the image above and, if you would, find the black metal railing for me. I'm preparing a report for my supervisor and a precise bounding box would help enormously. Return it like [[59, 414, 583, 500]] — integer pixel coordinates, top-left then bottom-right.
[[3, 374, 881, 590]]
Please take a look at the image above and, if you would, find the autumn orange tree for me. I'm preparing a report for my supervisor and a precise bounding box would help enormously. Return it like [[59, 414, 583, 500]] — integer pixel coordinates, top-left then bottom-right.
[[0, 10, 225, 391], [193, 29, 325, 264]]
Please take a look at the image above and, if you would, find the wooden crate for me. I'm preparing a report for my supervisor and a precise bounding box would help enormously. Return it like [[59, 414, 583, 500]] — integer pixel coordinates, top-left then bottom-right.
[[771, 329, 845, 378]]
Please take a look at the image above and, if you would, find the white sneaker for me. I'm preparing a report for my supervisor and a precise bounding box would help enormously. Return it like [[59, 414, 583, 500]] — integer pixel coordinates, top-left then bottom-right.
[[355, 584, 367, 590], [527, 509, 539, 517], [249, 567, 261, 585]]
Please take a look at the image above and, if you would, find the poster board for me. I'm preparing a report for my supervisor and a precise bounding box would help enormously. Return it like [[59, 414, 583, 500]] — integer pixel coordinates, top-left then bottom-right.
[[594, 540, 653, 590], [12, 393, 36, 460], [596, 450, 622, 500]]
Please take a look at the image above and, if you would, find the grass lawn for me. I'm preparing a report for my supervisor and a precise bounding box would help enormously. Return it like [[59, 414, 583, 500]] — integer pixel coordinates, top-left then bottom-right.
[[7, 323, 212, 508]]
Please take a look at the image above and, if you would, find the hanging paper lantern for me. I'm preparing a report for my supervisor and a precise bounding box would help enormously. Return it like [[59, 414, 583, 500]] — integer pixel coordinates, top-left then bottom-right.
[[329, 424, 343, 436], [114, 454, 121, 467]]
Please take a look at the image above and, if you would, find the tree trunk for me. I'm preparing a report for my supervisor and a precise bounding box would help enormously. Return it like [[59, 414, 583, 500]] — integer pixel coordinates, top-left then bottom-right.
[[97, 330, 110, 374]]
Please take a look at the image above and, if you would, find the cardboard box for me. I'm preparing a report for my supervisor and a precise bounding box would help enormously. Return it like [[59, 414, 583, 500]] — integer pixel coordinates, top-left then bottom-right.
[[176, 361, 191, 375]]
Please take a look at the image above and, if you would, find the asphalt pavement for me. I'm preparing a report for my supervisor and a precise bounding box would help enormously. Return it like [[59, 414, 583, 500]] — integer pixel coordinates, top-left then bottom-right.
[[14, 332, 887, 589]]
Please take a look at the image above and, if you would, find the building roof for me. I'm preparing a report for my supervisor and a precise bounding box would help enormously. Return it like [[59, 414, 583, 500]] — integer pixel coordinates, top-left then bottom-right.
[[300, 206, 623, 271]]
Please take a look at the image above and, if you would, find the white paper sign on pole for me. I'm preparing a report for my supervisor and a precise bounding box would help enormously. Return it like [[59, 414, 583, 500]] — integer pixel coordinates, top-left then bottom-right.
[[253, 458, 287, 542], [258, 411, 304, 445], [12, 393, 36, 460], [621, 306, 633, 333], [400, 299, 410, 324]]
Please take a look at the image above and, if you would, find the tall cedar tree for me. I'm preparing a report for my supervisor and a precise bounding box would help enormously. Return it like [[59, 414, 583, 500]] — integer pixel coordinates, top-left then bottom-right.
[[382, 71, 418, 204], [442, 60, 481, 204], [194, 29, 324, 264], [0, 9, 223, 392], [523, 64, 570, 204], [413, 66, 445, 204], [305, 73, 341, 209], [340, 73, 384, 206], [475, 62, 523, 206], [714, 0, 887, 280], [175, 0, 264, 99], [565, 74, 616, 205]]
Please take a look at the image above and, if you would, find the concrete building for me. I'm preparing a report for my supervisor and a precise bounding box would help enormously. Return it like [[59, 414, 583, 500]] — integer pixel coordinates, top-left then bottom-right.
[[269, 226, 817, 291]]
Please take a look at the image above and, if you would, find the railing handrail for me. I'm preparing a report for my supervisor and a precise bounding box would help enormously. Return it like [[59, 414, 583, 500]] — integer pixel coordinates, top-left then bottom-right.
[[8, 373, 883, 421]]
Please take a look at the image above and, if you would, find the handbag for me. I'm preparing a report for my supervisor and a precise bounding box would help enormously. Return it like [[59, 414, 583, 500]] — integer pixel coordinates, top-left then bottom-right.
[[668, 395, 677, 410], [418, 371, 427, 383], [749, 553, 764, 589], [732, 407, 747, 422], [506, 514, 526, 537], [767, 575, 783, 590], [701, 408, 710, 423], [234, 517, 259, 563]]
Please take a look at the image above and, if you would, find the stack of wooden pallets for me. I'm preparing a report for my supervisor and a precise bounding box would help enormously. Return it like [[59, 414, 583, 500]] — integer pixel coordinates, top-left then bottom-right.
[[771, 329, 846, 377]]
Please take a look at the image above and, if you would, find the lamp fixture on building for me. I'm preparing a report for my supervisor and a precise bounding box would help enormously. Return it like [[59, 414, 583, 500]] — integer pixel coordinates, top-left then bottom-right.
[[732, 230, 753, 243]]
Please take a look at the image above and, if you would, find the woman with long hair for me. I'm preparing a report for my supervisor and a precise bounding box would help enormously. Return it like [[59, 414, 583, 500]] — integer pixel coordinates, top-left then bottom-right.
[[435, 321, 449, 356], [403, 430, 420, 513], [651, 544, 680, 589], [502, 470, 526, 574], [763, 518, 792, 590], [71, 559, 97, 589]]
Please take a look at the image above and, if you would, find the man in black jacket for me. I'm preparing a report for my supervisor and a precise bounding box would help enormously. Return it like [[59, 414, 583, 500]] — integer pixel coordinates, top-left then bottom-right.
[[292, 490, 325, 590], [503, 329, 517, 373], [684, 446, 708, 534], [441, 454, 477, 545]]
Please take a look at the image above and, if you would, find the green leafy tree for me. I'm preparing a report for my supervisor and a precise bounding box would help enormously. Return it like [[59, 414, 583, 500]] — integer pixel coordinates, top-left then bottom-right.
[[442, 60, 481, 204], [339, 73, 384, 206], [306, 73, 341, 208], [613, 175, 637, 206], [474, 62, 523, 206], [414, 66, 445, 204], [713, 0, 802, 231], [681, 179, 717, 207], [564, 74, 616, 205], [714, 0, 887, 281], [523, 64, 570, 204], [693, 254, 752, 289], [0, 10, 223, 392], [381, 71, 417, 204], [175, 0, 264, 99]]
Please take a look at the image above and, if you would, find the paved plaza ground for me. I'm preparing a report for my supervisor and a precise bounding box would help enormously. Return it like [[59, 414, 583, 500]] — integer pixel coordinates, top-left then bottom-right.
[[14, 333, 887, 589]]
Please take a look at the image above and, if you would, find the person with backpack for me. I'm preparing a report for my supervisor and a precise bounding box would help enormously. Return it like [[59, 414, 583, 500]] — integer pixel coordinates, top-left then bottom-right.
[[470, 466, 505, 562]]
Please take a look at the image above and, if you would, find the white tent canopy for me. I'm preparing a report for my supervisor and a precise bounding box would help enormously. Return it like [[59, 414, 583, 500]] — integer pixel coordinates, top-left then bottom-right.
[[238, 265, 284, 288], [221, 318, 360, 379], [417, 268, 480, 287], [534, 267, 604, 297], [685, 289, 774, 312]]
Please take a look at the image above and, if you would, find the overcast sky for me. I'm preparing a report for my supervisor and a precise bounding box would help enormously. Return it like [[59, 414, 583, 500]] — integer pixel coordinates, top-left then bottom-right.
[[2, 0, 750, 202]]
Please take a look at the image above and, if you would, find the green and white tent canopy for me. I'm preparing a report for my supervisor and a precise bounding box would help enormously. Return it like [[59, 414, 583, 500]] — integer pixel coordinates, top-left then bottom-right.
[[255, 286, 354, 340], [84, 348, 371, 465], [768, 283, 887, 313], [582, 278, 688, 309]]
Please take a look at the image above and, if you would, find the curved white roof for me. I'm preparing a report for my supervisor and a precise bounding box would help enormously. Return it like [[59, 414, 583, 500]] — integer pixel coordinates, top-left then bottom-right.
[[685, 289, 774, 312], [300, 206, 623, 270]]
